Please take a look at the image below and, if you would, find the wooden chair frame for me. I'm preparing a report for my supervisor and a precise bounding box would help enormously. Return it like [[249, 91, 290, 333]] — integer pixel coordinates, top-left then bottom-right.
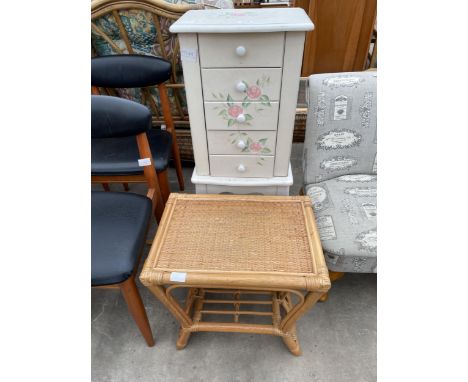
[[91, 83, 184, 203], [91, 0, 193, 197], [92, 127, 165, 346]]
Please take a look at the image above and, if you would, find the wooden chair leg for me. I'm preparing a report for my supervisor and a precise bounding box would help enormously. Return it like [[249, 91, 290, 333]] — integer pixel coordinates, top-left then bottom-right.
[[120, 277, 155, 347], [171, 135, 185, 191], [157, 170, 170, 204], [158, 83, 184, 191], [122, 183, 129, 192], [154, 198, 164, 224], [102, 183, 110, 192], [329, 271, 345, 282], [319, 271, 345, 302]]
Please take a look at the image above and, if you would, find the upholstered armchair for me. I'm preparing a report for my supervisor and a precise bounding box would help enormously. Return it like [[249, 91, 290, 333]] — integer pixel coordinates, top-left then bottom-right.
[[302, 71, 377, 296]]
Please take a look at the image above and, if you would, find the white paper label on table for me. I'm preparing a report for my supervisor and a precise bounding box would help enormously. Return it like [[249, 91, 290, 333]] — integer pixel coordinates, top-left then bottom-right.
[[138, 158, 151, 167], [170, 272, 187, 282], [181, 48, 198, 63]]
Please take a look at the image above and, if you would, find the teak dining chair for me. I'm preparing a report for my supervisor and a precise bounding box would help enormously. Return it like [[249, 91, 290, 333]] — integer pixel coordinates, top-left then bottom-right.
[[91, 55, 184, 204], [91, 95, 164, 346]]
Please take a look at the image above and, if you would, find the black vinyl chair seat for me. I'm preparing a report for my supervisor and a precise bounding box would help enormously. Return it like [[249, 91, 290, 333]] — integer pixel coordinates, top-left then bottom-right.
[[92, 129, 172, 176], [91, 192, 152, 286], [91, 55, 172, 88]]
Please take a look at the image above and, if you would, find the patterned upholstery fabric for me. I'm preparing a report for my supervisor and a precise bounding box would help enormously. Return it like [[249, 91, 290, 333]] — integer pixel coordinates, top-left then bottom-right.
[[305, 175, 376, 273], [303, 72, 377, 184], [303, 71, 377, 273]]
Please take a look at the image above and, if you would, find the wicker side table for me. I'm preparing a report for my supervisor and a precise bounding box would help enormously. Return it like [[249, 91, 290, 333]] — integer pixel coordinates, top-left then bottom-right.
[[140, 193, 330, 355]]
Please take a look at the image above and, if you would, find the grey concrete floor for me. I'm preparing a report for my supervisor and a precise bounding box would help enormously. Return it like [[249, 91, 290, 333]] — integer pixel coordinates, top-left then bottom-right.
[[92, 144, 377, 382]]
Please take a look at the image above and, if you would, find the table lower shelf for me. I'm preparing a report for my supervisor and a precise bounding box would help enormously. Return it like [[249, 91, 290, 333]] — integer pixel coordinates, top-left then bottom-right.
[[146, 284, 325, 356]]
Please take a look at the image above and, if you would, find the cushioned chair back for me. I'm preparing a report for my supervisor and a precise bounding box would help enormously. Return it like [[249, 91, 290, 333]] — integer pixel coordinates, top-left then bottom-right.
[[91, 0, 203, 127], [92, 55, 172, 88], [303, 71, 377, 184], [91, 95, 151, 139]]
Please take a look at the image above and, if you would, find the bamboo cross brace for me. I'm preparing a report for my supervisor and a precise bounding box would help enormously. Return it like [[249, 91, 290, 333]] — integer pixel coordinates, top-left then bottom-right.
[[91, 23, 123, 54], [112, 10, 134, 54]]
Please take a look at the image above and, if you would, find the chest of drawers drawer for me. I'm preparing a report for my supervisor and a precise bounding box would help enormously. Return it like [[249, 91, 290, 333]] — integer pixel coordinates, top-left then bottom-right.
[[207, 130, 277, 155], [204, 101, 279, 131], [202, 68, 282, 102], [198, 32, 285, 68], [209, 154, 274, 178]]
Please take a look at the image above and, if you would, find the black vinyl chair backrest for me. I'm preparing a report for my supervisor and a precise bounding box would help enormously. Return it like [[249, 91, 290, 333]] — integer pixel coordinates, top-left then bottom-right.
[[91, 95, 152, 139], [91, 55, 172, 88]]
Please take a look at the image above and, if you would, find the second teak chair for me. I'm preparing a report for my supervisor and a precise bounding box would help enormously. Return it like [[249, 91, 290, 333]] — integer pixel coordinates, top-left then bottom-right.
[[91, 94, 165, 346], [91, 55, 185, 204]]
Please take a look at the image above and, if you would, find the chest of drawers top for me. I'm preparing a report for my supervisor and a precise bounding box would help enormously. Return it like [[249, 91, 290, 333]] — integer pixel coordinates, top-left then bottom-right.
[[169, 8, 314, 34]]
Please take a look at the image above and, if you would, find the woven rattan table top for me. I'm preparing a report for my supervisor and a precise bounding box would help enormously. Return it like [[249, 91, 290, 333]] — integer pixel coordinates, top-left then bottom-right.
[[141, 194, 330, 292]]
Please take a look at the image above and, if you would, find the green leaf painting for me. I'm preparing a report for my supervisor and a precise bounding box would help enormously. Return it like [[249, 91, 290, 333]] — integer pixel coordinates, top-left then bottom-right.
[[212, 76, 273, 127]]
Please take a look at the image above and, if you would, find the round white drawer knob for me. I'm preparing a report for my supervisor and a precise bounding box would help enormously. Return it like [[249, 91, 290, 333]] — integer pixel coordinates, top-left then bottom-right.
[[235, 46, 247, 57], [236, 82, 247, 92], [236, 114, 246, 123], [236, 140, 247, 149], [237, 164, 246, 173]]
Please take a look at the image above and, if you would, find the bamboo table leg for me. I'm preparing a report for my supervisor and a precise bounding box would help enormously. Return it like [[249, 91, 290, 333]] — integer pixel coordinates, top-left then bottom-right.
[[279, 292, 302, 355], [280, 291, 323, 355], [282, 324, 301, 356], [176, 288, 195, 349], [146, 284, 193, 348], [177, 288, 204, 349]]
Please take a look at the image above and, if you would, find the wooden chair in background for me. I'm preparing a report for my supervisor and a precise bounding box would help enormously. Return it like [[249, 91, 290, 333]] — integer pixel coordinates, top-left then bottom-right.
[[91, 55, 184, 204], [91, 95, 165, 346], [91, 0, 200, 154]]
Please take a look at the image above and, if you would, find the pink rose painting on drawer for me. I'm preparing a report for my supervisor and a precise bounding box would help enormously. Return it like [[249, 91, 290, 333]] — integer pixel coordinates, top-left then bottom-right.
[[228, 105, 243, 118], [246, 85, 262, 99], [211, 75, 272, 127], [229, 132, 272, 166]]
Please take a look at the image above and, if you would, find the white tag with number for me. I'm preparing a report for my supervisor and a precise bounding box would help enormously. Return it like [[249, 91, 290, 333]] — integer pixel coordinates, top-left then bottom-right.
[[181, 48, 198, 63], [138, 158, 151, 167], [170, 272, 187, 283]]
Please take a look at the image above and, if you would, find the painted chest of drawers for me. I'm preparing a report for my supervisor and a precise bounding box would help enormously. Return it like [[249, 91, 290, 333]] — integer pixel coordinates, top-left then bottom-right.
[[170, 8, 314, 195]]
